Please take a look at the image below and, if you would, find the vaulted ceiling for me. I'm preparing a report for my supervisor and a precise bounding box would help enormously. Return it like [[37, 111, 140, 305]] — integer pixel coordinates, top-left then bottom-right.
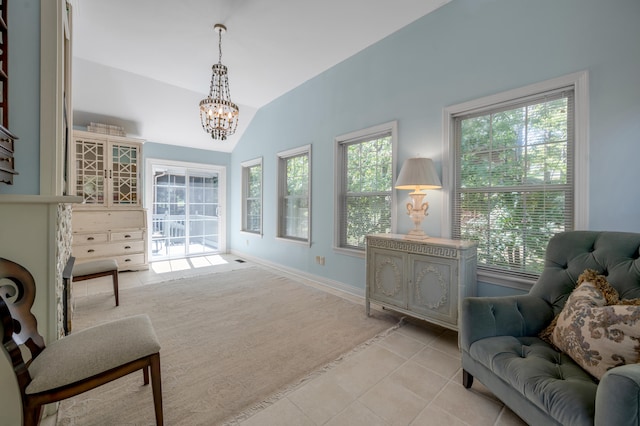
[[72, 0, 450, 151]]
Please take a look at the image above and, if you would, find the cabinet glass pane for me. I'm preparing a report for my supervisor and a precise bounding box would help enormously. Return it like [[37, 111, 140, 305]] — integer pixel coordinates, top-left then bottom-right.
[[75, 140, 105, 204], [111, 144, 139, 205]]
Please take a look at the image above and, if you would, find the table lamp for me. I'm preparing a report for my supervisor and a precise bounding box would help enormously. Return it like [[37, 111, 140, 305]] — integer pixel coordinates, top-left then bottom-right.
[[395, 157, 442, 239]]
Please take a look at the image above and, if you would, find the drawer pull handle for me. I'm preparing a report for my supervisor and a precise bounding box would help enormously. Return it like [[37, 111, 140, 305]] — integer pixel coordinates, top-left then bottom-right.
[[124, 259, 131, 262], [124, 234, 132, 238], [124, 246, 131, 249], [87, 237, 95, 241], [87, 249, 95, 253]]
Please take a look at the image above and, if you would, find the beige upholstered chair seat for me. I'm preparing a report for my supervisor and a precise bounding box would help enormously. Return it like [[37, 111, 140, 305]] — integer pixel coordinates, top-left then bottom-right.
[[27, 314, 160, 394], [72, 259, 118, 276]]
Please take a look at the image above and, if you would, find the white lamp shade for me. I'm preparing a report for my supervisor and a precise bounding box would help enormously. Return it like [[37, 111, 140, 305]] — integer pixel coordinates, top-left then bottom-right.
[[395, 158, 442, 190]]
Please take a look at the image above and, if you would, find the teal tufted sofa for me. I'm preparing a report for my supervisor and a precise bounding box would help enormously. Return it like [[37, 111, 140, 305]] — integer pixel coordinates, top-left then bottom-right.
[[460, 231, 640, 426]]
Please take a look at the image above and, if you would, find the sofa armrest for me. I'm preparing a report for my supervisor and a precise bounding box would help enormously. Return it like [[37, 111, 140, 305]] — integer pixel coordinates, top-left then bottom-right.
[[595, 364, 640, 426], [460, 295, 554, 351]]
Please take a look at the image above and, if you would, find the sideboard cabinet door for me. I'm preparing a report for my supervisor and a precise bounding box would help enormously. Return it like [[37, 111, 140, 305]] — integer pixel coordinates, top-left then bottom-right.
[[368, 248, 406, 310], [408, 255, 458, 327]]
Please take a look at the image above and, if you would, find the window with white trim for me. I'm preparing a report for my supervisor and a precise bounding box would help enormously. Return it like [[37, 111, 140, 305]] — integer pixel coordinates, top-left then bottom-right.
[[448, 73, 588, 282], [241, 157, 262, 234], [277, 145, 311, 243], [335, 122, 397, 252]]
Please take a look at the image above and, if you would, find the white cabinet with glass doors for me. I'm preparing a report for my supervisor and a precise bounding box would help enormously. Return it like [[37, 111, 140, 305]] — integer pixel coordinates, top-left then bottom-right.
[[71, 130, 143, 207], [70, 130, 148, 271]]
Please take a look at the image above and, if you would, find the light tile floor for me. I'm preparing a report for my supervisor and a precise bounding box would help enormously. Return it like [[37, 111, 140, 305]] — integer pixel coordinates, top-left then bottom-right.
[[64, 254, 528, 426], [236, 320, 527, 426]]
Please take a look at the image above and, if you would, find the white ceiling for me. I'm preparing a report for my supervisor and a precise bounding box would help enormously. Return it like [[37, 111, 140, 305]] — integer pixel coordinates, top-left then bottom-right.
[[72, 0, 450, 151]]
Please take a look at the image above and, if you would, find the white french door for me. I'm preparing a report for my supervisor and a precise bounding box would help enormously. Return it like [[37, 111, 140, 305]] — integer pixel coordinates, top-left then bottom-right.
[[145, 159, 226, 260]]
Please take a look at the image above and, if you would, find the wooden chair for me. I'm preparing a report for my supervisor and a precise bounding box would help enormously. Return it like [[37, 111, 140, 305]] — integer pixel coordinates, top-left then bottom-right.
[[0, 257, 163, 425], [72, 258, 120, 306]]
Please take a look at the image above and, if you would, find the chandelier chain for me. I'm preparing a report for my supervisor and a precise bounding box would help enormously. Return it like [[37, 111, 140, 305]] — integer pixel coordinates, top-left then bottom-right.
[[218, 27, 223, 64]]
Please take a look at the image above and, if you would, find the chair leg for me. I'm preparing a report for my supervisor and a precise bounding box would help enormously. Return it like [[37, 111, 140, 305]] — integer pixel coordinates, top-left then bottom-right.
[[150, 353, 164, 426], [143, 365, 149, 385], [463, 369, 474, 389], [112, 270, 119, 306], [22, 403, 42, 426]]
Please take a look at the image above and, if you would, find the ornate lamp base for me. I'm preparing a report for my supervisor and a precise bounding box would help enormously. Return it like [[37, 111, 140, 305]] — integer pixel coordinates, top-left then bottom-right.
[[404, 190, 431, 239]]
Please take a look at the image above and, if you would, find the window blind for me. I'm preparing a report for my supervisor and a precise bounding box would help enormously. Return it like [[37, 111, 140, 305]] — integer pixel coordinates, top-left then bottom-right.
[[338, 131, 393, 249], [452, 88, 575, 278]]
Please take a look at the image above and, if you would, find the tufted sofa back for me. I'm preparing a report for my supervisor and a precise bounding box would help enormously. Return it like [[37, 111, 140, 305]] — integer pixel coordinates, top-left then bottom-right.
[[529, 231, 640, 315]]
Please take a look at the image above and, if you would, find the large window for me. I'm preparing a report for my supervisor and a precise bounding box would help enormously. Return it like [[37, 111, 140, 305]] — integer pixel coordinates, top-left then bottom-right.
[[277, 145, 311, 243], [241, 157, 262, 235], [445, 72, 588, 284], [335, 121, 397, 252]]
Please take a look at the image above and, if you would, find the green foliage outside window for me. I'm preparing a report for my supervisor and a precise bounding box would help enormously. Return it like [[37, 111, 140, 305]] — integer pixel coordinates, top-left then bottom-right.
[[283, 153, 309, 239], [456, 95, 572, 276], [245, 164, 262, 233], [343, 136, 393, 249]]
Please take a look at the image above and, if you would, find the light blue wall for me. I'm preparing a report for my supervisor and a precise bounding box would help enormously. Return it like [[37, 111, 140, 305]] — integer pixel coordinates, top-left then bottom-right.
[[143, 142, 231, 167], [4, 0, 41, 194], [229, 0, 640, 295]]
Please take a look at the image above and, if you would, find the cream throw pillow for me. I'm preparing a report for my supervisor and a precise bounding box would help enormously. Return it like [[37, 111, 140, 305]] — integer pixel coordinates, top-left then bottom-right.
[[551, 269, 640, 380]]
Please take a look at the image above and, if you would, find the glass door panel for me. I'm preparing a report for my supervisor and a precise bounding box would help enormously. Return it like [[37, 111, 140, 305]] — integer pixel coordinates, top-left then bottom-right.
[[151, 166, 220, 260], [187, 175, 219, 254]]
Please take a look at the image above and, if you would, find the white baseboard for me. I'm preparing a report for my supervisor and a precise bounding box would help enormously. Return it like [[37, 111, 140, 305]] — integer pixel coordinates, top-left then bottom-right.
[[229, 249, 365, 299]]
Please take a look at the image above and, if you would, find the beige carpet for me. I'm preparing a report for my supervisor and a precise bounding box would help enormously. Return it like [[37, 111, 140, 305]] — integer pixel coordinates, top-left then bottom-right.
[[57, 266, 399, 425]]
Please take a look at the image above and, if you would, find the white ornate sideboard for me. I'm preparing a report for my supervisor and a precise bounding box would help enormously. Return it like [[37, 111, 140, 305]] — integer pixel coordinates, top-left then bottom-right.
[[365, 233, 477, 331]]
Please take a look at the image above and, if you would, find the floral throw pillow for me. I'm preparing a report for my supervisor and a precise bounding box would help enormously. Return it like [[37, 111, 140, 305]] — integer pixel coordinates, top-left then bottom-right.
[[550, 269, 640, 380]]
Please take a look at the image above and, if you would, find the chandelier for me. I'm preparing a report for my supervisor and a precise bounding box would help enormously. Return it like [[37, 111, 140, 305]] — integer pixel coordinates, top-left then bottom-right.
[[199, 23, 239, 140]]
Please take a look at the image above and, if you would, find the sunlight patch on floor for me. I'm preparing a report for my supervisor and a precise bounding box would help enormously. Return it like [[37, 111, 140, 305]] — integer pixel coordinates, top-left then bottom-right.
[[151, 254, 229, 274]]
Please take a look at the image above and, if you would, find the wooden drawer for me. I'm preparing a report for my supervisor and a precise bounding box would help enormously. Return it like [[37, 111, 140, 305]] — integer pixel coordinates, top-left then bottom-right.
[[73, 232, 108, 244], [111, 230, 144, 241], [72, 209, 145, 232], [73, 240, 145, 259], [0, 136, 14, 154], [0, 165, 17, 184], [74, 253, 146, 271], [114, 253, 146, 270]]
